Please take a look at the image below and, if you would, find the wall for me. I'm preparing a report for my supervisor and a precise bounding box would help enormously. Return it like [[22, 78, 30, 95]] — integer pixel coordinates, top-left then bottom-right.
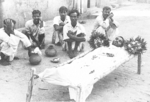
[[1, 0, 71, 28], [0, 0, 3, 27]]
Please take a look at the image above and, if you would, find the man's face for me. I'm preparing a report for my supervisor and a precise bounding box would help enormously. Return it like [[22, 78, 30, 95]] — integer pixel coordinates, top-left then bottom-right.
[[102, 9, 111, 19], [70, 12, 78, 25], [32, 13, 41, 25], [59, 11, 67, 21], [112, 37, 124, 47], [4, 19, 15, 34]]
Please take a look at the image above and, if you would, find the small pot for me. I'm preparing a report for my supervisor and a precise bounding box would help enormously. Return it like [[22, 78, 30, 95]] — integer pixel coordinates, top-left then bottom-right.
[[45, 44, 57, 57], [29, 53, 41, 65]]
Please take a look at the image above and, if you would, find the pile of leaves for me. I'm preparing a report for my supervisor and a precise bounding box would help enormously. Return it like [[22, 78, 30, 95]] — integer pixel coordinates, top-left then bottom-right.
[[124, 36, 147, 55], [88, 32, 109, 49]]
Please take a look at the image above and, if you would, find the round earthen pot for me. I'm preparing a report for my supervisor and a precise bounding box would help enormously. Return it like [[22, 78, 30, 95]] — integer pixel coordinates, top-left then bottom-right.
[[45, 44, 57, 57], [29, 53, 41, 65]]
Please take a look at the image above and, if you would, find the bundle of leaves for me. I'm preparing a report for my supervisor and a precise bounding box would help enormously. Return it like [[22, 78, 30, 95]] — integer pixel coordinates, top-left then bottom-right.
[[88, 32, 109, 49], [124, 36, 147, 55]]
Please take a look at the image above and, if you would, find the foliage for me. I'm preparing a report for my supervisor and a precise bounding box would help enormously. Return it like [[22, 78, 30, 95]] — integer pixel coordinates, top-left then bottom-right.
[[124, 36, 147, 55], [88, 32, 109, 49]]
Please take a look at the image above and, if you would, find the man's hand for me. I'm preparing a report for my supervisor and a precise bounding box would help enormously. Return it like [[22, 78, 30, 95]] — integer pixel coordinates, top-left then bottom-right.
[[30, 34, 41, 48], [40, 20, 44, 28], [77, 33, 85, 37], [68, 30, 77, 35], [108, 12, 114, 18], [59, 22, 65, 26], [92, 30, 96, 35]]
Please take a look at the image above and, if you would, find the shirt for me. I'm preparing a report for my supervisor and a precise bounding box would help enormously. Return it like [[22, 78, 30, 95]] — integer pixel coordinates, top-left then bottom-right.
[[93, 14, 110, 31], [25, 19, 46, 36], [53, 15, 70, 26], [63, 22, 86, 40]]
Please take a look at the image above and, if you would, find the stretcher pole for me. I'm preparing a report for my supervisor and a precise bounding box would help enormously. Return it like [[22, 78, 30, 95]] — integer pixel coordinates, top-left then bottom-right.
[[137, 53, 142, 74], [26, 69, 35, 102]]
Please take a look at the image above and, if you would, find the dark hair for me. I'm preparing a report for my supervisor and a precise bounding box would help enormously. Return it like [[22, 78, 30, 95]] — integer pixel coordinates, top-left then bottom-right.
[[68, 9, 80, 17], [103, 6, 111, 11], [118, 36, 125, 46], [3, 18, 16, 25], [32, 10, 41, 15], [59, 6, 68, 13]]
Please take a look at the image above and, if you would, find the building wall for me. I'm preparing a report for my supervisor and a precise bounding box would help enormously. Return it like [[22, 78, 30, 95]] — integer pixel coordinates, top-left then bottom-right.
[[0, 0, 3, 27], [1, 0, 72, 28]]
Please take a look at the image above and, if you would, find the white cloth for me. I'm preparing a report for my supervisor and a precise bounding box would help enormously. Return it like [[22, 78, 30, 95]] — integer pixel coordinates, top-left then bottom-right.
[[63, 22, 86, 40], [0, 28, 31, 61], [38, 45, 134, 102], [31, 47, 42, 55]]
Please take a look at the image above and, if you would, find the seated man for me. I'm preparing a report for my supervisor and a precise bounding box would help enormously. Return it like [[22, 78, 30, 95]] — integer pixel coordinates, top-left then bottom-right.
[[23, 10, 45, 49], [92, 6, 118, 41], [52, 6, 70, 46], [63, 10, 86, 58], [0, 18, 32, 66]]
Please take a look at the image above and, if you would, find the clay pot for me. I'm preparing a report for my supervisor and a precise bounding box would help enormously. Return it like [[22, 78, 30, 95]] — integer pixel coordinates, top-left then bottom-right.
[[29, 53, 41, 65], [45, 44, 57, 57]]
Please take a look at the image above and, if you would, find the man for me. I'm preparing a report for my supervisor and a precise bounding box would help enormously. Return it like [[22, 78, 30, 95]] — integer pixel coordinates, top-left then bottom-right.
[[0, 18, 32, 66], [52, 6, 71, 46], [92, 6, 119, 41], [63, 10, 86, 58], [23, 10, 45, 49], [112, 36, 124, 47]]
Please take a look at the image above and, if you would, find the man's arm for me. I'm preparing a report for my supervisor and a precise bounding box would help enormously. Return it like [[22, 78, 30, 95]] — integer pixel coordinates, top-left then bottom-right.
[[53, 16, 64, 32], [67, 31, 86, 42], [53, 24, 63, 31]]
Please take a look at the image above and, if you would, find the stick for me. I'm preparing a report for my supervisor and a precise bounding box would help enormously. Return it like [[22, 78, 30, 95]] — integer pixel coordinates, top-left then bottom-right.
[[26, 69, 34, 102], [58, 49, 94, 67], [76, 86, 82, 102], [137, 53, 141, 74]]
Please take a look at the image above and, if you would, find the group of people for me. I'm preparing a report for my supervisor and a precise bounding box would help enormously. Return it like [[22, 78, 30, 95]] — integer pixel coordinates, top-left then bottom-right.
[[0, 6, 119, 66]]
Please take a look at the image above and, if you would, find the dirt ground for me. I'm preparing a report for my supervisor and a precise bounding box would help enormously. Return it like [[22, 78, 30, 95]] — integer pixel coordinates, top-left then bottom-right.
[[0, 1, 150, 102]]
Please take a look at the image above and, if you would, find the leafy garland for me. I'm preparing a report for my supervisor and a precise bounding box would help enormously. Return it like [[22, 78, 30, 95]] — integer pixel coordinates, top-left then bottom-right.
[[88, 32, 109, 49], [124, 36, 147, 55]]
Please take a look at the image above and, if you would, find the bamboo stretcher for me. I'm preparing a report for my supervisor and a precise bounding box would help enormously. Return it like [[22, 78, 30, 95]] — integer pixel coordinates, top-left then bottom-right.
[[26, 45, 142, 102]]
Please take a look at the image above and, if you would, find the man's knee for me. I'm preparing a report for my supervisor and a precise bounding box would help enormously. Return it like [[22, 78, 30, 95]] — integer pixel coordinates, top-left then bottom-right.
[[38, 34, 45, 41]]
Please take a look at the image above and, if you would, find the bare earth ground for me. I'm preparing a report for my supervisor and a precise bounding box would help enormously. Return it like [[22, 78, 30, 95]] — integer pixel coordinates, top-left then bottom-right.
[[0, 1, 150, 102]]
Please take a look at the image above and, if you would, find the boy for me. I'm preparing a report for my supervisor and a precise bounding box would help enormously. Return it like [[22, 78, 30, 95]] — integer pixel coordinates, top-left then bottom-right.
[[52, 6, 71, 46]]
